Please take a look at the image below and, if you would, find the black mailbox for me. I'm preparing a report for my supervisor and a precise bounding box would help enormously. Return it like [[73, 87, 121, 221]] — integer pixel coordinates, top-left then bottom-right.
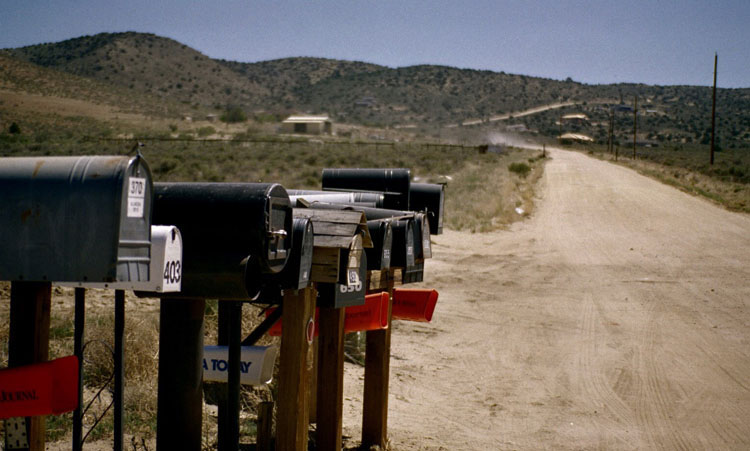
[[317, 252, 367, 308], [321, 168, 410, 210], [389, 218, 416, 269], [150, 182, 292, 300], [365, 219, 393, 271], [351, 207, 431, 262], [410, 183, 445, 235], [403, 262, 424, 284], [0, 155, 152, 283], [258, 218, 315, 303]]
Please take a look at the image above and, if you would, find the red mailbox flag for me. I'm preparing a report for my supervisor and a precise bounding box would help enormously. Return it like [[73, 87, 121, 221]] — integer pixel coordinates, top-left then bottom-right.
[[392, 289, 439, 322], [267, 292, 390, 336], [0, 356, 79, 418]]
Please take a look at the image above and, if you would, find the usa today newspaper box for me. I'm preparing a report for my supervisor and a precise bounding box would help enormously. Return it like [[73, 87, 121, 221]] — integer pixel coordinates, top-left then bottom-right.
[[0, 155, 152, 283]]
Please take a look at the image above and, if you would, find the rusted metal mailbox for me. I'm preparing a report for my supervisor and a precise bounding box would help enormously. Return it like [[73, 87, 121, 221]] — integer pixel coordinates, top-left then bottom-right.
[[151, 182, 293, 300], [321, 168, 411, 210], [0, 155, 152, 283], [409, 183, 445, 235]]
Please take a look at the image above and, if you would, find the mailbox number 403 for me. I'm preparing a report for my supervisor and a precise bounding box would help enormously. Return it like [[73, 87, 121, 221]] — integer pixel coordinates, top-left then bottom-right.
[[163, 261, 181, 284]]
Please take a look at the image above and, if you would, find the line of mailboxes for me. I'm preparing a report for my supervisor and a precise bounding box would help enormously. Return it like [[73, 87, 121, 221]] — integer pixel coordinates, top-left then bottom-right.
[[1, 157, 444, 309]]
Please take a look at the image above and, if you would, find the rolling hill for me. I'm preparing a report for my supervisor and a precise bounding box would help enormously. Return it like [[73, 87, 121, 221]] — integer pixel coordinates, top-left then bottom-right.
[[3, 31, 750, 148]]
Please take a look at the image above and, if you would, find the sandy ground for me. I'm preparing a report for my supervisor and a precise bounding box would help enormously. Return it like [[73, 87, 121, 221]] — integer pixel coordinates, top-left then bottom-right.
[[341, 147, 750, 449]]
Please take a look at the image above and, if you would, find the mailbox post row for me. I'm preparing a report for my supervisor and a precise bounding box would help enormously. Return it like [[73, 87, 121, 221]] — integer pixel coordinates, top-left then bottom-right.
[[1, 158, 444, 451]]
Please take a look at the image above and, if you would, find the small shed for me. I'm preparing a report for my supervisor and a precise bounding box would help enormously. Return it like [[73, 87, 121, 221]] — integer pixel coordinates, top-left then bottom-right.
[[281, 115, 332, 135], [561, 113, 589, 125], [558, 133, 594, 145]]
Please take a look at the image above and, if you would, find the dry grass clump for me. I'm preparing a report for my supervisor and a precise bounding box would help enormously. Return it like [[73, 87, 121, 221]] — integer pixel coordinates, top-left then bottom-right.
[[444, 148, 546, 232]]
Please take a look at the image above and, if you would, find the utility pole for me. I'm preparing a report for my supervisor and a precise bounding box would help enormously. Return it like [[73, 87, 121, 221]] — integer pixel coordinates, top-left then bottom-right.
[[608, 109, 614, 154], [632, 96, 638, 159], [710, 53, 718, 165]]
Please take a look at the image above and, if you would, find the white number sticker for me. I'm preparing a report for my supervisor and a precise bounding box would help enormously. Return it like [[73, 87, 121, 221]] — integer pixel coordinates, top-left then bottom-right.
[[127, 177, 146, 218]]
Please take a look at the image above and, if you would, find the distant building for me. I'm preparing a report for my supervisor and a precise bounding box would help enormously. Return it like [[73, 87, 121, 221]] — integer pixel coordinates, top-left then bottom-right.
[[612, 105, 633, 113], [506, 124, 529, 132], [561, 113, 589, 125], [355, 96, 377, 107], [281, 115, 332, 135], [558, 133, 594, 144]]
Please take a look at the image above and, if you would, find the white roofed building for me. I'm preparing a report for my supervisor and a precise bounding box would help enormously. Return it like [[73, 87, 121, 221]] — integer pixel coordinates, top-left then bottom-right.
[[281, 115, 332, 135]]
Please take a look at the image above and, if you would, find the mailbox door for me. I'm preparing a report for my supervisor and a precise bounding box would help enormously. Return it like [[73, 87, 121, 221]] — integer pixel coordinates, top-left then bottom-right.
[[410, 183, 445, 235], [390, 219, 415, 268], [0, 155, 152, 283], [317, 252, 367, 308], [365, 220, 393, 270]]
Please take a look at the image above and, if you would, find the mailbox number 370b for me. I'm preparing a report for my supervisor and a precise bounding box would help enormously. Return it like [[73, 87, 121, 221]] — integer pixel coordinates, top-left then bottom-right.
[[163, 261, 181, 284]]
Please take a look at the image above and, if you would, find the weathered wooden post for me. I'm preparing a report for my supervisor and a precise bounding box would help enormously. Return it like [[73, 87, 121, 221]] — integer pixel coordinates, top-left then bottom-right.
[[276, 288, 317, 451], [7, 281, 52, 451]]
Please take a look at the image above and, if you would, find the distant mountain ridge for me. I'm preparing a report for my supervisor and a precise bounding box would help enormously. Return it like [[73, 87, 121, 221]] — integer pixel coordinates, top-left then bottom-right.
[[5, 32, 750, 147]]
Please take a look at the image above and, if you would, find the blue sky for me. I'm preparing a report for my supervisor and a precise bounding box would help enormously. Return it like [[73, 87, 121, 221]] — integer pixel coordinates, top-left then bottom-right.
[[1, 0, 748, 88]]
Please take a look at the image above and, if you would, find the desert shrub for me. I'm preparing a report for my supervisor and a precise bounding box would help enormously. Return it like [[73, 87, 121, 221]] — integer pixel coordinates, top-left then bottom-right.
[[220, 107, 247, 123], [508, 162, 531, 177], [197, 126, 215, 137]]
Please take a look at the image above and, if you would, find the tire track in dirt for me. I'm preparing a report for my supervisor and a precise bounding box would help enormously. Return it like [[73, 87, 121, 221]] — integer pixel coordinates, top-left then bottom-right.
[[343, 148, 750, 450]]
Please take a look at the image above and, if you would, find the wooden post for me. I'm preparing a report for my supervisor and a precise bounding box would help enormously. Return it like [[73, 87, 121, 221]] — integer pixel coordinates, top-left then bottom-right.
[[7, 281, 51, 451], [608, 110, 614, 154], [361, 275, 394, 448], [633, 95, 638, 159], [218, 301, 242, 451], [710, 53, 718, 165], [276, 287, 316, 451], [308, 339, 318, 424], [256, 401, 274, 451], [156, 298, 205, 451], [315, 306, 346, 450]]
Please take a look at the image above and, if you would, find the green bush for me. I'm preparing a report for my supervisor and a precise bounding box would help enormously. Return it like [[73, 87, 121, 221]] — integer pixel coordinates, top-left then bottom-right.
[[508, 162, 531, 178], [220, 107, 247, 123], [197, 126, 215, 137]]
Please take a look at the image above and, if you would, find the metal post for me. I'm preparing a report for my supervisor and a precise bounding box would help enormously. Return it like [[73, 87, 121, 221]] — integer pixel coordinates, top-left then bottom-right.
[[218, 301, 242, 451], [710, 53, 718, 165], [72, 288, 85, 451], [157, 298, 206, 451], [114, 290, 125, 451]]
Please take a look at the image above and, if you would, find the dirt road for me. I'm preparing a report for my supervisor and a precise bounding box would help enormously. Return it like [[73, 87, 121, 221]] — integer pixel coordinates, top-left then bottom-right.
[[342, 147, 750, 449]]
